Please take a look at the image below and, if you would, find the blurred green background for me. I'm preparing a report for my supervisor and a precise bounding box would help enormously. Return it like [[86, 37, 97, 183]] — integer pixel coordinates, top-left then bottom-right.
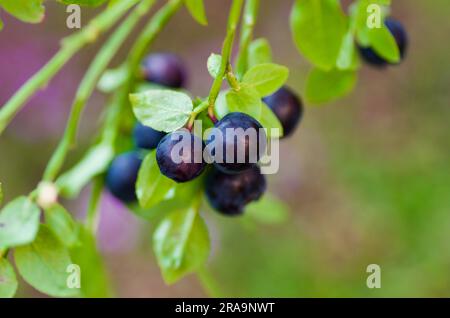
[[0, 0, 449, 297]]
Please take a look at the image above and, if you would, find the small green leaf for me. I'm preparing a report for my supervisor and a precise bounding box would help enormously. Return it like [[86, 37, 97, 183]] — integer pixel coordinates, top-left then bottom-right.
[[0, 0, 45, 24], [336, 31, 360, 70], [57, 143, 114, 198], [0, 258, 18, 298], [207, 54, 222, 79], [44, 204, 79, 248], [306, 68, 357, 104], [245, 194, 289, 225], [57, 0, 108, 7], [153, 204, 210, 284], [226, 86, 263, 120], [136, 152, 176, 209], [130, 90, 193, 133], [184, 0, 208, 25], [70, 226, 113, 297], [367, 24, 400, 63], [98, 67, 128, 93], [248, 38, 273, 68], [290, 0, 347, 70], [0, 197, 40, 249], [242, 63, 289, 97], [259, 102, 284, 138], [15, 225, 80, 297]]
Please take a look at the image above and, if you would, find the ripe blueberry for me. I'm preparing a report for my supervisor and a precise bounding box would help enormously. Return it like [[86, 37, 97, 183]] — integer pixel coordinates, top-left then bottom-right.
[[263, 86, 303, 138], [141, 53, 187, 88], [156, 130, 206, 183], [205, 165, 267, 216], [359, 18, 408, 67], [133, 122, 166, 150], [106, 152, 142, 203], [205, 112, 267, 174]]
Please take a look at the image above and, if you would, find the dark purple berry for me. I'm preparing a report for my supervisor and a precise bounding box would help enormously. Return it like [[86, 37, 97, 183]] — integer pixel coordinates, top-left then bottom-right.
[[156, 130, 206, 183], [359, 18, 408, 67], [133, 123, 166, 150], [141, 53, 187, 88], [263, 86, 303, 138], [106, 152, 142, 203], [205, 112, 267, 174], [205, 165, 267, 216]]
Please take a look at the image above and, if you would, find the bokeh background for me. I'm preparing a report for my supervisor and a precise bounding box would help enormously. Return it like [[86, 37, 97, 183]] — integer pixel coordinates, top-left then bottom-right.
[[0, 0, 449, 297]]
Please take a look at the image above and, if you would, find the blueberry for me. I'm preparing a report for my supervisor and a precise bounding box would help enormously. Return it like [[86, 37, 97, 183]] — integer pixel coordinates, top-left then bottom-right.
[[205, 165, 267, 216], [359, 18, 408, 67], [205, 112, 267, 174], [263, 86, 303, 138], [133, 123, 166, 150], [156, 130, 206, 183], [106, 152, 142, 203], [141, 53, 187, 88]]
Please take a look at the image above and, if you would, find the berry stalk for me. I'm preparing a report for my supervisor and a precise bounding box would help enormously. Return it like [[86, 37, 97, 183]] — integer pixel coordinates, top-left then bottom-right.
[[207, 0, 245, 120], [0, 0, 141, 135]]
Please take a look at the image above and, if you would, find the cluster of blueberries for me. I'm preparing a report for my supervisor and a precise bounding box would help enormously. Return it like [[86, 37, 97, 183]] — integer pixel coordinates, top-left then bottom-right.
[[106, 17, 407, 215], [106, 53, 303, 215]]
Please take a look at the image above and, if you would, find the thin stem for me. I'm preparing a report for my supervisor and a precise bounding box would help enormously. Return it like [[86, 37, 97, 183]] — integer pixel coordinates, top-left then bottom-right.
[[43, 0, 156, 182], [187, 100, 209, 129], [226, 63, 241, 91], [0, 0, 141, 135], [235, 0, 260, 79], [85, 177, 104, 234], [207, 0, 245, 120]]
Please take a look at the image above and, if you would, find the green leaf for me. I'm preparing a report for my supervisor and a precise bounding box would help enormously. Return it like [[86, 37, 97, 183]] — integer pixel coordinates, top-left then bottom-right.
[[58, 0, 108, 7], [290, 0, 347, 70], [153, 204, 210, 284], [336, 31, 360, 70], [245, 194, 289, 225], [259, 102, 284, 138], [98, 67, 128, 93], [184, 0, 208, 25], [70, 226, 113, 297], [130, 90, 193, 133], [44, 204, 79, 248], [0, 258, 18, 298], [57, 143, 114, 198], [242, 63, 289, 97], [366, 24, 400, 63], [0, 0, 45, 23], [225, 86, 263, 120], [136, 152, 176, 209], [207, 53, 222, 79], [306, 68, 357, 104], [0, 197, 40, 249], [15, 225, 80, 297], [248, 38, 273, 68]]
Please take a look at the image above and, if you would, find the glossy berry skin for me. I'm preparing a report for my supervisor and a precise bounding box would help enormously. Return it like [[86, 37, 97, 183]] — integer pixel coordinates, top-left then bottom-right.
[[141, 53, 187, 88], [106, 152, 142, 203], [263, 86, 303, 138], [205, 165, 267, 216], [133, 123, 166, 150], [359, 18, 408, 67], [156, 130, 206, 183], [206, 112, 266, 174]]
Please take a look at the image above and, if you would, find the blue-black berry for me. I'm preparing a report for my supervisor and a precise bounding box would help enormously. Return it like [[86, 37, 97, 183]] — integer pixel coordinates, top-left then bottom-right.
[[263, 86, 303, 138], [106, 152, 142, 203], [133, 123, 166, 150], [141, 53, 187, 88], [359, 18, 408, 67], [205, 165, 267, 216], [205, 112, 267, 174], [156, 130, 206, 183]]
